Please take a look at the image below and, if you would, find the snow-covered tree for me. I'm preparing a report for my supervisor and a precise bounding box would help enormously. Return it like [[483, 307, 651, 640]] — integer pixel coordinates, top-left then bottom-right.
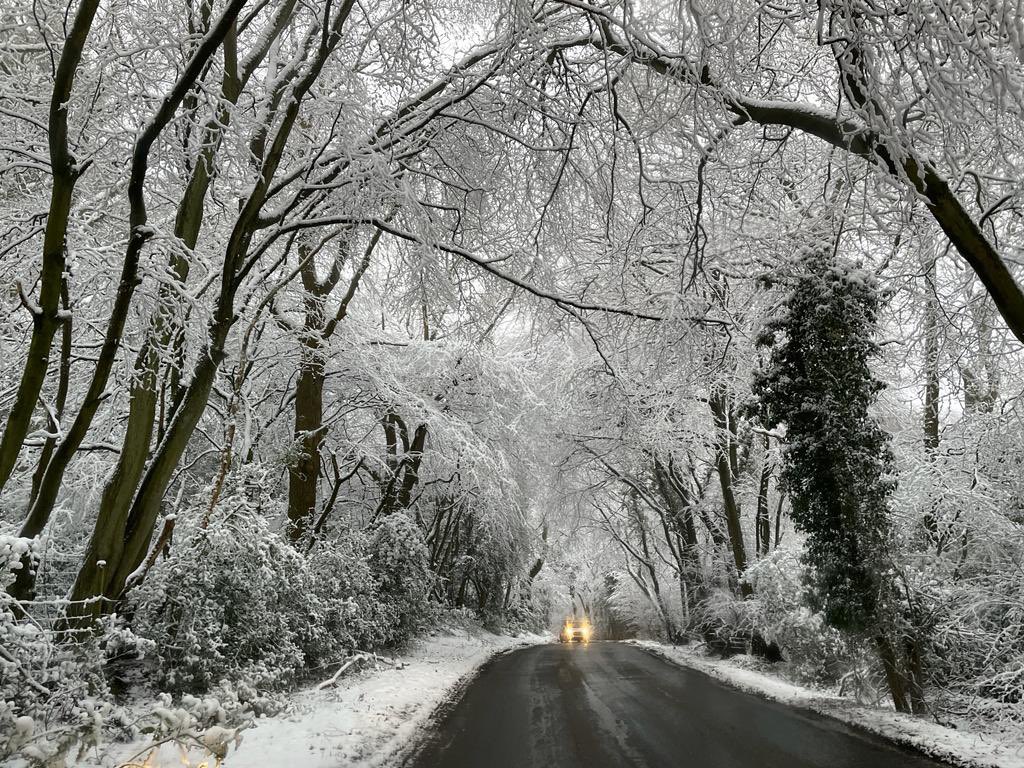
[[755, 247, 924, 712]]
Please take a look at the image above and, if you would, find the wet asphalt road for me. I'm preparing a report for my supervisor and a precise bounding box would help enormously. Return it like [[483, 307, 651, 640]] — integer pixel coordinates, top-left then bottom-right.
[[405, 642, 953, 768]]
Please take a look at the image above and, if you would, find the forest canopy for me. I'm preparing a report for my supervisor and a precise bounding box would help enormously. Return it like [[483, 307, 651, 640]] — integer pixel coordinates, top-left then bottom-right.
[[2, 0, 1024, 763]]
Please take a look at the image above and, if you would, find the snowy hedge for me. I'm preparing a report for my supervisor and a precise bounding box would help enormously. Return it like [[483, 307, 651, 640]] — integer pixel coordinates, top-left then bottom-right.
[[128, 503, 435, 694]]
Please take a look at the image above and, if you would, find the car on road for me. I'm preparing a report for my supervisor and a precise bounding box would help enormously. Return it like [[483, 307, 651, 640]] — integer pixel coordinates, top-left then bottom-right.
[[560, 619, 592, 643]]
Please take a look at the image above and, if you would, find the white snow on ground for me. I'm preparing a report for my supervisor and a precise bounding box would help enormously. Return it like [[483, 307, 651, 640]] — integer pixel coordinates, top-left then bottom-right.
[[629, 640, 1024, 768], [73, 627, 545, 767], [223, 628, 547, 768]]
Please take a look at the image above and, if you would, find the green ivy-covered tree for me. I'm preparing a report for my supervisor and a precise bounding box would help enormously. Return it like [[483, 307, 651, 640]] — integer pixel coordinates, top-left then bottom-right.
[[754, 248, 925, 714]]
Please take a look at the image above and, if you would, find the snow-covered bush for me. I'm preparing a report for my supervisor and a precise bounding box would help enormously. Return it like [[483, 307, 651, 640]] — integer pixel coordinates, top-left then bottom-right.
[[699, 588, 755, 656], [118, 693, 246, 765], [922, 550, 1024, 716], [499, 580, 551, 634], [302, 537, 398, 660], [127, 489, 439, 697], [741, 547, 852, 683], [128, 506, 311, 693], [1, 535, 112, 766], [368, 512, 434, 641]]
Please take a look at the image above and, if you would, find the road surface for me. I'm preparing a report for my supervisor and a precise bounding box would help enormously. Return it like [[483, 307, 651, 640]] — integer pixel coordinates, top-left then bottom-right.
[[405, 642, 952, 768]]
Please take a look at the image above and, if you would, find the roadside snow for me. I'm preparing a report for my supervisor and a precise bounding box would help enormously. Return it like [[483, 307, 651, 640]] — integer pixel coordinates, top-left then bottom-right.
[[70, 628, 545, 768], [224, 628, 547, 768], [629, 640, 1024, 768]]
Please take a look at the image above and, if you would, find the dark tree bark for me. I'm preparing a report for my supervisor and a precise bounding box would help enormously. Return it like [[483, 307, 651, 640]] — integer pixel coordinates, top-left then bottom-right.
[[652, 458, 703, 624], [63, 0, 356, 624], [528, 521, 548, 580], [28, 279, 72, 506], [10, 0, 250, 602], [0, 0, 100, 491], [755, 435, 772, 558], [287, 246, 336, 541], [876, 635, 911, 714], [284, 230, 377, 541], [923, 258, 941, 453], [921, 256, 942, 544], [709, 388, 751, 596], [397, 424, 428, 510], [288, 362, 326, 540]]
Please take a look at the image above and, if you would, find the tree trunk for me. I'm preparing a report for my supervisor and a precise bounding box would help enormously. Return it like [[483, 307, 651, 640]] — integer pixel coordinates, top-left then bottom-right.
[[64, 330, 227, 627], [710, 389, 751, 596], [876, 635, 912, 714], [288, 357, 326, 541], [653, 459, 703, 624], [397, 424, 428, 510], [923, 258, 940, 453], [630, 494, 677, 641], [284, 228, 376, 539], [528, 521, 548, 580], [755, 435, 772, 558], [920, 255, 942, 543], [28, 279, 73, 507], [0, 0, 100, 492], [13, 0, 251, 589]]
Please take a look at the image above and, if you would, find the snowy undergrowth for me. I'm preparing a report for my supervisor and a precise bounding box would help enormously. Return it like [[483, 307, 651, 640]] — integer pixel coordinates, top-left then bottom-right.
[[80, 625, 547, 768], [629, 640, 1024, 768], [223, 626, 548, 768]]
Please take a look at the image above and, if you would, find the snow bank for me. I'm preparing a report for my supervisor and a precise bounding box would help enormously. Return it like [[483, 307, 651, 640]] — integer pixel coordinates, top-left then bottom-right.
[[629, 641, 1024, 768], [224, 628, 547, 768]]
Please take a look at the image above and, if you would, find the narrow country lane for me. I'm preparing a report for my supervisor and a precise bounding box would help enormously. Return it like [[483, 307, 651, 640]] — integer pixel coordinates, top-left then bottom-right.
[[405, 642, 953, 768]]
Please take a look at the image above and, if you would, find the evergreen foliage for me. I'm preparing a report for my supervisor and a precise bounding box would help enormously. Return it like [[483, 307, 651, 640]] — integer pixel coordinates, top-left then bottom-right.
[[754, 249, 898, 635]]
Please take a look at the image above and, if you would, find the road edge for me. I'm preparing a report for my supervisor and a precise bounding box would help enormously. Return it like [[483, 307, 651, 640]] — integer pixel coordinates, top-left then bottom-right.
[[628, 640, 1021, 768], [394, 637, 548, 767]]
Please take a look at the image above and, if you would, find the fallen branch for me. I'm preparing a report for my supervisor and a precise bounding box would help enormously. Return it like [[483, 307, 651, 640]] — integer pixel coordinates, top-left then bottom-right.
[[316, 652, 399, 690]]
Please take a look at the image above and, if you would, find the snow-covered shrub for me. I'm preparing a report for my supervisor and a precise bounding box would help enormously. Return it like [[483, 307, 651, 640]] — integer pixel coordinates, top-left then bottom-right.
[[367, 512, 434, 642], [1, 535, 112, 766], [890, 411, 1024, 723], [699, 588, 754, 656], [128, 487, 438, 697], [741, 547, 852, 683], [500, 580, 551, 634], [128, 505, 312, 694], [924, 556, 1024, 710], [100, 691, 248, 767], [301, 537, 398, 662]]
